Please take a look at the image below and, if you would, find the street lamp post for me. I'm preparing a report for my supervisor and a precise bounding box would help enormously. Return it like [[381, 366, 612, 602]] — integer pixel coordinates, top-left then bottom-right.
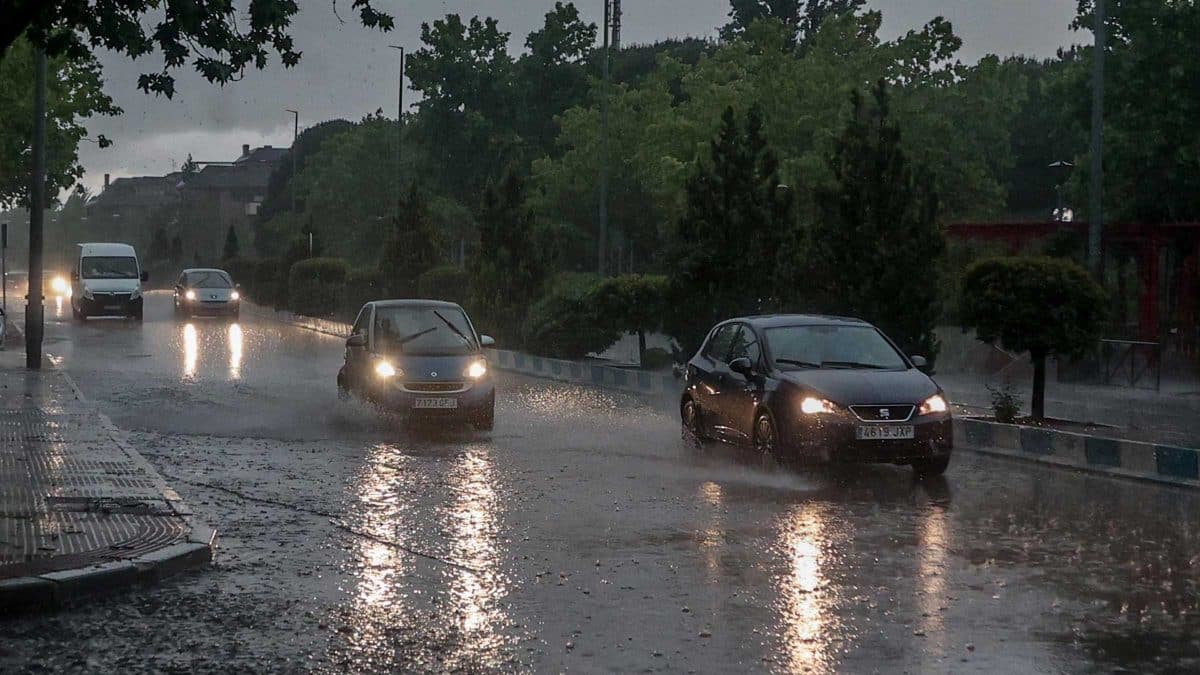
[[388, 45, 406, 217], [598, 0, 611, 277], [26, 47, 47, 369], [1089, 0, 1106, 277], [286, 109, 299, 214]]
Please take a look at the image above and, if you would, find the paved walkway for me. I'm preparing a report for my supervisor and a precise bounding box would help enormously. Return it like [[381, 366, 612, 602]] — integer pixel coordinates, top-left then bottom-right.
[[0, 346, 214, 612]]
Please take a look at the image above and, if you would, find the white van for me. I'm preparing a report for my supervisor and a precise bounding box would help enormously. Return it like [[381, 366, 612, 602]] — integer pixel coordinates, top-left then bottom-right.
[[71, 242, 148, 321]]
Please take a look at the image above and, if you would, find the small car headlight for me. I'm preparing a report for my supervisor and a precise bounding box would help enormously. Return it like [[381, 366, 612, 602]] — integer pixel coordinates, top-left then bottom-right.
[[919, 394, 949, 416], [464, 360, 488, 379], [800, 397, 837, 415], [230, 291, 240, 301], [375, 361, 399, 378], [185, 290, 196, 301]]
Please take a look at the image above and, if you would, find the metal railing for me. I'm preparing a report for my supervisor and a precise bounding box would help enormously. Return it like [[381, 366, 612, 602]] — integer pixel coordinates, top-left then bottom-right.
[[1099, 338, 1162, 391]]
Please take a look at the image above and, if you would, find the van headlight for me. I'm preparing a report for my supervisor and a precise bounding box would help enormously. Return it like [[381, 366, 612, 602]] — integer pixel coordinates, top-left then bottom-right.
[[375, 361, 400, 378], [82, 287, 94, 300], [464, 360, 488, 379], [919, 394, 949, 416], [130, 287, 142, 300]]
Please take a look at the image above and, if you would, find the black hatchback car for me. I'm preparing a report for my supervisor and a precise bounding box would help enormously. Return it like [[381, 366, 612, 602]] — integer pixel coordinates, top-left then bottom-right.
[[680, 315, 952, 475]]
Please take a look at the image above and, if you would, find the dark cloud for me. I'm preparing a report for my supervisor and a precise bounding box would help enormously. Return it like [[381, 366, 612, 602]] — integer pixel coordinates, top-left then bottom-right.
[[77, 0, 1080, 193]]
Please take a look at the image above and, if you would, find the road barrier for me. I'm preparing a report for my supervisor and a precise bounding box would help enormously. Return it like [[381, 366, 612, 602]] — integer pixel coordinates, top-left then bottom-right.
[[486, 348, 680, 398], [955, 417, 1200, 488]]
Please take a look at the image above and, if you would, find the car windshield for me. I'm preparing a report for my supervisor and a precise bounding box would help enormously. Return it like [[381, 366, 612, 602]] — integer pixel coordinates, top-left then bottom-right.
[[766, 325, 909, 370], [374, 306, 477, 356], [81, 256, 138, 279], [185, 271, 233, 288]]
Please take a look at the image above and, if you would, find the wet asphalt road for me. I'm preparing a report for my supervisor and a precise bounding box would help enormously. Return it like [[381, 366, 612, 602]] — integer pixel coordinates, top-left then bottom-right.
[[3, 293, 1200, 674]]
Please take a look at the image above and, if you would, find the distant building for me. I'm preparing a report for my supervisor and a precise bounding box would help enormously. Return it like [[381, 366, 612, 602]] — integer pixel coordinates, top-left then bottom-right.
[[85, 144, 288, 266]]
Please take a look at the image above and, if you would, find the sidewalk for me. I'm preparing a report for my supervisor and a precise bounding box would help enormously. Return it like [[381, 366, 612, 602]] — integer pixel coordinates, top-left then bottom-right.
[[0, 347, 215, 613], [937, 371, 1200, 448]]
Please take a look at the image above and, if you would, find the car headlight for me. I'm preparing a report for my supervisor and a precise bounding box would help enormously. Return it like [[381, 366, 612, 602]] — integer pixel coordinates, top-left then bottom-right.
[[919, 394, 949, 416], [464, 360, 488, 379], [375, 361, 400, 378], [230, 291, 240, 301], [82, 287, 94, 299], [800, 397, 837, 415], [185, 290, 196, 301], [130, 287, 142, 300]]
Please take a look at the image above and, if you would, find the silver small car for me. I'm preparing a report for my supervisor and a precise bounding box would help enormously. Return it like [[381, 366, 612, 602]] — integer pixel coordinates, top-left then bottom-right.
[[174, 268, 241, 319]]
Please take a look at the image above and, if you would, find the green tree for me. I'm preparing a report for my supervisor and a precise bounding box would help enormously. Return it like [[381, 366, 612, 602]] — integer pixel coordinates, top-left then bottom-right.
[[222, 225, 240, 261], [1062, 0, 1200, 223], [3, 0, 394, 97], [588, 274, 669, 365], [256, 119, 356, 233], [0, 37, 120, 207], [518, 2, 597, 156], [960, 256, 1107, 419], [471, 168, 548, 346], [797, 81, 945, 362], [722, 0, 865, 45], [663, 105, 793, 355], [378, 183, 441, 297]]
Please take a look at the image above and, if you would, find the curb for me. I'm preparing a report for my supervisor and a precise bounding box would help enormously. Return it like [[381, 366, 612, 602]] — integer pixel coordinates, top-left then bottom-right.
[[0, 362, 217, 615], [955, 417, 1200, 489], [241, 301, 350, 338]]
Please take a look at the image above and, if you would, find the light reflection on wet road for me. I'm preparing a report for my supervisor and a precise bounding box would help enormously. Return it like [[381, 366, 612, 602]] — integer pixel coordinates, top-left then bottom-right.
[[2, 293, 1200, 673]]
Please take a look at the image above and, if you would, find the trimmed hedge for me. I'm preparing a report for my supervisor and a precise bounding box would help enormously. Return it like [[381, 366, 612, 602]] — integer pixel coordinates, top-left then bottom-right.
[[288, 257, 350, 317], [252, 257, 280, 306], [417, 265, 470, 306]]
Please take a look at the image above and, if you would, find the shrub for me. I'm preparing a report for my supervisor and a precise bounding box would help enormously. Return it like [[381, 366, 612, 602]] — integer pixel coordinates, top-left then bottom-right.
[[252, 257, 280, 306], [523, 273, 617, 359], [961, 256, 1106, 419], [987, 382, 1021, 423], [288, 257, 350, 317], [341, 268, 385, 322], [222, 257, 257, 296], [417, 265, 471, 306]]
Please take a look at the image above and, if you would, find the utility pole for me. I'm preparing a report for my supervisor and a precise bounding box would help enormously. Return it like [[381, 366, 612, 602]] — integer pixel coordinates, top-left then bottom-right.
[[26, 48, 47, 369], [1088, 0, 1105, 277], [611, 0, 622, 50], [389, 45, 406, 217], [286, 109, 299, 213], [598, 0, 611, 276]]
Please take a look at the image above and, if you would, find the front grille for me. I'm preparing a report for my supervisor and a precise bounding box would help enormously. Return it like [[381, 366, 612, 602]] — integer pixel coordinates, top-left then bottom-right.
[[850, 404, 915, 423], [402, 381, 469, 394], [91, 293, 131, 303]]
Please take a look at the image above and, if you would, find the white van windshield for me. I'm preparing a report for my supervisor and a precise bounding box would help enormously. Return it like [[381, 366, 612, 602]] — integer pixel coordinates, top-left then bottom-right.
[[81, 256, 139, 279]]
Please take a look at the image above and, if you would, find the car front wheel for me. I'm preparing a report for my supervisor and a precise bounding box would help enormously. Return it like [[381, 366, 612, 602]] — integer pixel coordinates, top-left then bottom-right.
[[753, 411, 779, 459]]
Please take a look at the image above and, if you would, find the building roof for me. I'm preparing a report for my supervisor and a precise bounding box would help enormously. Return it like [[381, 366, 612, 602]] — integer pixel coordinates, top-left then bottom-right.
[[235, 145, 289, 165], [88, 176, 179, 210], [182, 162, 275, 191]]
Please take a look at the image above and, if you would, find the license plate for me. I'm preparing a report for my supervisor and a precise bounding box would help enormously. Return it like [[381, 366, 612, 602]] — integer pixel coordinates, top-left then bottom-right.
[[414, 397, 458, 410], [856, 425, 915, 440], [104, 304, 121, 311]]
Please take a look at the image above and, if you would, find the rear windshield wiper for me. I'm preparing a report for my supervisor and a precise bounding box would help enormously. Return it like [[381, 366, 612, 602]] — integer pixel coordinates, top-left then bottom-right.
[[433, 310, 472, 345], [820, 361, 890, 370], [776, 358, 821, 368]]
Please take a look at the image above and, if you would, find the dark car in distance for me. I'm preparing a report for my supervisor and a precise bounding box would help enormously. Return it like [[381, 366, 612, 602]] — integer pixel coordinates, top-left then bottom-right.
[[337, 300, 496, 429], [680, 315, 953, 475]]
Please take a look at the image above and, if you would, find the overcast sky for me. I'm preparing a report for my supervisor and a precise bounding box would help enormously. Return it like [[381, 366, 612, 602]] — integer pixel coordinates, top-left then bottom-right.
[[76, 0, 1083, 195]]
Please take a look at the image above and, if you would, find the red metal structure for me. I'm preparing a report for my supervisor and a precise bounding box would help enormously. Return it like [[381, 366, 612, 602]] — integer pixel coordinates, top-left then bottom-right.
[[947, 222, 1200, 355]]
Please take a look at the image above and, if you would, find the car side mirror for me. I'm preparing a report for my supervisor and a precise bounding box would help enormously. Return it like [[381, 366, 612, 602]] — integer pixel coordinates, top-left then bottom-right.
[[140, 271, 149, 282], [910, 355, 929, 371], [346, 334, 367, 349], [729, 357, 754, 377], [480, 335, 496, 347]]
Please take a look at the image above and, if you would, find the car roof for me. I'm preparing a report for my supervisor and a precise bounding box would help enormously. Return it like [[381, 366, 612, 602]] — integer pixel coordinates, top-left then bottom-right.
[[182, 268, 231, 275], [78, 242, 137, 257], [369, 299, 464, 310], [732, 314, 872, 329]]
